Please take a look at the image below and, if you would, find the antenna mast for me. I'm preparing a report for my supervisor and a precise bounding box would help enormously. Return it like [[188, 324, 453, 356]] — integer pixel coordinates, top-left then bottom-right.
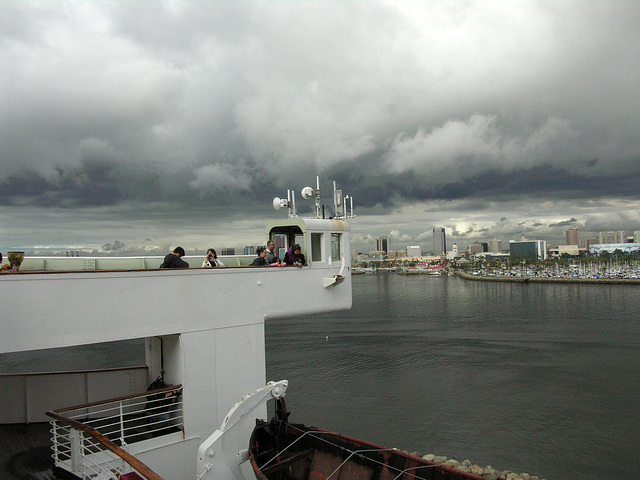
[[273, 177, 355, 219]]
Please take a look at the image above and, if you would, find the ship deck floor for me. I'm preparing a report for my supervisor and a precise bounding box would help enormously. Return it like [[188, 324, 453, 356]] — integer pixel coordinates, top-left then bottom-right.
[[0, 423, 53, 480]]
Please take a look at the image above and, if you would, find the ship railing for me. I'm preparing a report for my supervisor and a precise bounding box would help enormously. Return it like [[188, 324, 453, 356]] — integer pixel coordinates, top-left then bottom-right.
[[47, 384, 183, 480]]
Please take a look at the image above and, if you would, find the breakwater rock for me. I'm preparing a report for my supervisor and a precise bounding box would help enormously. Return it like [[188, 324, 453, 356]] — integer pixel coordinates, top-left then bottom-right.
[[408, 452, 546, 480], [454, 271, 640, 285]]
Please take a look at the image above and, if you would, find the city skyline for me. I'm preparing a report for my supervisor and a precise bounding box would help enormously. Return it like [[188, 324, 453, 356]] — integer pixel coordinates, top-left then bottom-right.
[[362, 226, 640, 256], [2, 1, 640, 256]]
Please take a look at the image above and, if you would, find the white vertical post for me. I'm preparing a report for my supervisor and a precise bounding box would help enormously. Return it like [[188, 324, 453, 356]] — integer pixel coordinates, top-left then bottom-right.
[[119, 401, 126, 447], [51, 422, 60, 466], [70, 428, 81, 475], [315, 176, 322, 218], [291, 190, 297, 217]]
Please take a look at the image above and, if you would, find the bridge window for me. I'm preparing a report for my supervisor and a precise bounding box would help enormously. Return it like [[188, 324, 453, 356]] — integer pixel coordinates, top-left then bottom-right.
[[331, 233, 341, 261], [272, 233, 287, 261], [311, 233, 323, 262]]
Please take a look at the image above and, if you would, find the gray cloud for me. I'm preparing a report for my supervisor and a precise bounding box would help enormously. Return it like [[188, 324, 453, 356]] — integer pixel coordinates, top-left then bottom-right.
[[102, 240, 126, 252], [1, 0, 640, 255]]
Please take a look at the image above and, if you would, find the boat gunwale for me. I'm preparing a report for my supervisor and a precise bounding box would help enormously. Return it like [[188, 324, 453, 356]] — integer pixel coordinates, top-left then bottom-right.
[[249, 420, 485, 480]]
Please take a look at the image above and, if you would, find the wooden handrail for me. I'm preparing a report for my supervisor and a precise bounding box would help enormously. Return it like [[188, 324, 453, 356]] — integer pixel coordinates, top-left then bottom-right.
[[47, 411, 165, 480]]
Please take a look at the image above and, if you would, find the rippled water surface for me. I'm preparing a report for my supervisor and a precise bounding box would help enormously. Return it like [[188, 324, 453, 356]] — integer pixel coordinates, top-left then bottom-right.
[[266, 274, 640, 480]]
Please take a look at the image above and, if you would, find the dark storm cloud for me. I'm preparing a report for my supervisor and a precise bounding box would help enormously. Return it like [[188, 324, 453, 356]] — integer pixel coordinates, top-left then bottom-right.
[[0, 161, 124, 208], [442, 165, 640, 202], [549, 218, 578, 228], [329, 161, 640, 210], [102, 240, 126, 252], [1, 0, 640, 252]]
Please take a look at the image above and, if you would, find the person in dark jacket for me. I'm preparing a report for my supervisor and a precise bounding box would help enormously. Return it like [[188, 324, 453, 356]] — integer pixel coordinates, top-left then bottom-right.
[[283, 244, 305, 267], [251, 247, 268, 266], [160, 247, 189, 268]]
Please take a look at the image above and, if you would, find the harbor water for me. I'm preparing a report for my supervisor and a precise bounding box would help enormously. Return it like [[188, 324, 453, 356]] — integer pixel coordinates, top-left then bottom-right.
[[266, 273, 640, 480]]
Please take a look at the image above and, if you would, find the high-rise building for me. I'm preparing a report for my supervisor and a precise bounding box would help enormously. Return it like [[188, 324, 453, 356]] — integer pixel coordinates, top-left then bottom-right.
[[509, 240, 547, 261], [221, 247, 235, 256], [376, 237, 389, 254], [432, 227, 446, 255], [406, 246, 421, 257], [243, 245, 257, 256], [468, 242, 484, 255], [597, 231, 626, 244], [633, 231, 640, 243], [565, 227, 579, 246], [489, 239, 502, 253]]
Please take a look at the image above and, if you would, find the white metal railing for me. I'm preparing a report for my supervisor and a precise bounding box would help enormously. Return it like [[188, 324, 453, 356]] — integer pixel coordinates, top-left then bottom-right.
[[48, 385, 183, 480]]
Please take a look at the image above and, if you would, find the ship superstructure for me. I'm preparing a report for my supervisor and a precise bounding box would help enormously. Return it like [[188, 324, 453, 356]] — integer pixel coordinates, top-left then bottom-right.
[[0, 180, 354, 480]]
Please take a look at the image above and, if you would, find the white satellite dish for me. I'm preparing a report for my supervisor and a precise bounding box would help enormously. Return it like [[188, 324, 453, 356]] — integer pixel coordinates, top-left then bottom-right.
[[301, 186, 315, 200], [273, 197, 289, 211]]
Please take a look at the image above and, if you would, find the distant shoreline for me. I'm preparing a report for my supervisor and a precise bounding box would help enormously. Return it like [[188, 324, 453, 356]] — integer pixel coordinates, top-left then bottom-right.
[[455, 271, 640, 285]]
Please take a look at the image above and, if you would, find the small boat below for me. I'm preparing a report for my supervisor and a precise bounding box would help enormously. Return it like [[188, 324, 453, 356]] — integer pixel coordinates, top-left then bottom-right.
[[249, 398, 481, 480]]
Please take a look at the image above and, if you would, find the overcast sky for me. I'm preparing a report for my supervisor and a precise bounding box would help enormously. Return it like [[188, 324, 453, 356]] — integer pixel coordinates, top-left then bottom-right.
[[2, 0, 639, 256]]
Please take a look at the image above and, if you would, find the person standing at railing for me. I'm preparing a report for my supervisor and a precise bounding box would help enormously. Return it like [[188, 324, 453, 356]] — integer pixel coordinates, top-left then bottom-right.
[[146, 376, 182, 435], [265, 241, 280, 264], [160, 247, 189, 268], [202, 248, 224, 267], [284, 244, 305, 267], [251, 247, 268, 266]]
